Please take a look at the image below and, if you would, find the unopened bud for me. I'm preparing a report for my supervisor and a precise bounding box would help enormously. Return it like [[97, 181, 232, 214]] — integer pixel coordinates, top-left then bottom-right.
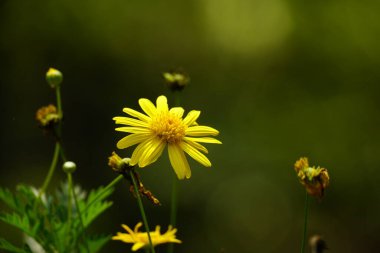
[[309, 235, 328, 253], [63, 161, 77, 173], [46, 68, 63, 88]]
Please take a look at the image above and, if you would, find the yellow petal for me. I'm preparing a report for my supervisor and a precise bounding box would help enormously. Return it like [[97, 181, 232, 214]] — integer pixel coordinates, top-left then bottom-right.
[[185, 126, 219, 136], [184, 138, 208, 154], [183, 110, 200, 126], [123, 108, 151, 122], [180, 142, 211, 167], [156, 95, 169, 112], [122, 224, 135, 235], [130, 138, 154, 165], [115, 127, 151, 134], [113, 116, 149, 127], [170, 107, 184, 118], [139, 138, 166, 167], [168, 144, 191, 179], [184, 136, 222, 144], [132, 242, 146, 251], [139, 98, 157, 117], [116, 133, 150, 149]]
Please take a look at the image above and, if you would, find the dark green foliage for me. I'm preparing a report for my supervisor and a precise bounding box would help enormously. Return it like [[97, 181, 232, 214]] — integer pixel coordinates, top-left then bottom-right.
[[0, 183, 115, 253], [0, 238, 32, 253]]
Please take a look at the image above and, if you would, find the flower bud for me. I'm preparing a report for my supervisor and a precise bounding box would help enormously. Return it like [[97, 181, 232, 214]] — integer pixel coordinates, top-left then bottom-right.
[[309, 235, 328, 253], [163, 70, 189, 91], [63, 161, 77, 173], [46, 68, 63, 88]]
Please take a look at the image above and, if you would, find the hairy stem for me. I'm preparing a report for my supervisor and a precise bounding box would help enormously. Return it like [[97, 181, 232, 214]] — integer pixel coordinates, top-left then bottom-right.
[[130, 170, 155, 253], [301, 192, 309, 253]]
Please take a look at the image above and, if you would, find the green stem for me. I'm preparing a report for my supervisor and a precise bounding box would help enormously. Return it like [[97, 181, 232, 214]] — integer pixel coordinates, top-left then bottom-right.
[[67, 172, 73, 245], [301, 192, 309, 253], [129, 170, 155, 253], [82, 174, 124, 214], [39, 143, 61, 197], [56, 87, 63, 119], [71, 175, 90, 253], [55, 87, 64, 145]]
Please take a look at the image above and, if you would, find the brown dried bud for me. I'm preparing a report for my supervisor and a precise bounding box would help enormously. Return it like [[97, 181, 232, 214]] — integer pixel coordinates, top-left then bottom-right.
[[163, 70, 189, 91], [36, 104, 60, 128]]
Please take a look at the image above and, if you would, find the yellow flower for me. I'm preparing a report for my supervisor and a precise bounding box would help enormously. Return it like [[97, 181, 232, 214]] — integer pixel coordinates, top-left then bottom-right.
[[112, 222, 181, 251], [294, 157, 330, 198], [113, 95, 221, 179]]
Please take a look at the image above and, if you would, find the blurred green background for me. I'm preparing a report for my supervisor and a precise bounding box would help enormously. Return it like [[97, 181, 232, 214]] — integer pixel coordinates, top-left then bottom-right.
[[1, 0, 380, 252]]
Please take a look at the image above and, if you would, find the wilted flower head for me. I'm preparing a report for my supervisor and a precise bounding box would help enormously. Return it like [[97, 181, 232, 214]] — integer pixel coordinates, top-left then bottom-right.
[[108, 152, 132, 172], [112, 222, 181, 251], [163, 70, 189, 91], [113, 95, 221, 179], [294, 157, 330, 198], [35, 104, 60, 128]]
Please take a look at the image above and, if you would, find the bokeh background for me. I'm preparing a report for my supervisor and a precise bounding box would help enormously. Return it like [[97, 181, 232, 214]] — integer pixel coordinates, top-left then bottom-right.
[[1, 0, 380, 252]]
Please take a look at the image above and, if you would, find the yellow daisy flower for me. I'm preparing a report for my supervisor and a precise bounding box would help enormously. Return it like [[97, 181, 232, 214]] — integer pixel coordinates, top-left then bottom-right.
[[113, 95, 221, 179], [112, 222, 181, 251]]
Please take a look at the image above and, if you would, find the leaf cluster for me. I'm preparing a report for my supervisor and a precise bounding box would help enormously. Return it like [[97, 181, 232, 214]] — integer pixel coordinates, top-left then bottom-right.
[[0, 183, 114, 253]]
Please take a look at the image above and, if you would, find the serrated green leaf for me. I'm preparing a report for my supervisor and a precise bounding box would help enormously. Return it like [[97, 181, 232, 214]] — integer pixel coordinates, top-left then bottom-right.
[[0, 187, 21, 213], [82, 200, 113, 228], [0, 212, 36, 237], [0, 238, 31, 253], [79, 186, 114, 228], [80, 235, 111, 253]]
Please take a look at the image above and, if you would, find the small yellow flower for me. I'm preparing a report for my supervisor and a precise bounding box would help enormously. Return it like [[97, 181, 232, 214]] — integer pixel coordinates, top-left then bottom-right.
[[113, 95, 221, 179], [294, 157, 330, 198], [112, 222, 181, 251]]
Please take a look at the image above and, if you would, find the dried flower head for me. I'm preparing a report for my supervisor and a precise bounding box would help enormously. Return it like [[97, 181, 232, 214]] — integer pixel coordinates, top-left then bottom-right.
[[113, 95, 221, 179], [35, 104, 60, 128], [163, 70, 189, 91], [112, 222, 181, 251], [294, 157, 330, 198], [108, 152, 132, 172]]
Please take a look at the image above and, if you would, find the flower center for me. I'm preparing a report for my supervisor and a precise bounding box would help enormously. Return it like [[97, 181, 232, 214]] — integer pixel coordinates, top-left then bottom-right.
[[150, 112, 187, 143]]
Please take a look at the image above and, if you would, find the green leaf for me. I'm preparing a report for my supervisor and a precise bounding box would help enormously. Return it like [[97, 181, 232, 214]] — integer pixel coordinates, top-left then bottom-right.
[[0, 212, 38, 237], [0, 238, 31, 253], [0, 187, 21, 213], [80, 235, 111, 253], [80, 186, 114, 228]]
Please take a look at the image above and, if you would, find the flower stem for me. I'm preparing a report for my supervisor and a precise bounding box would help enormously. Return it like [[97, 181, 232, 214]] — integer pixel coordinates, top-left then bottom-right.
[[301, 192, 309, 253], [129, 170, 155, 253], [67, 172, 73, 245], [83, 174, 124, 214], [39, 143, 60, 197], [71, 175, 90, 253], [55, 87, 64, 138]]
